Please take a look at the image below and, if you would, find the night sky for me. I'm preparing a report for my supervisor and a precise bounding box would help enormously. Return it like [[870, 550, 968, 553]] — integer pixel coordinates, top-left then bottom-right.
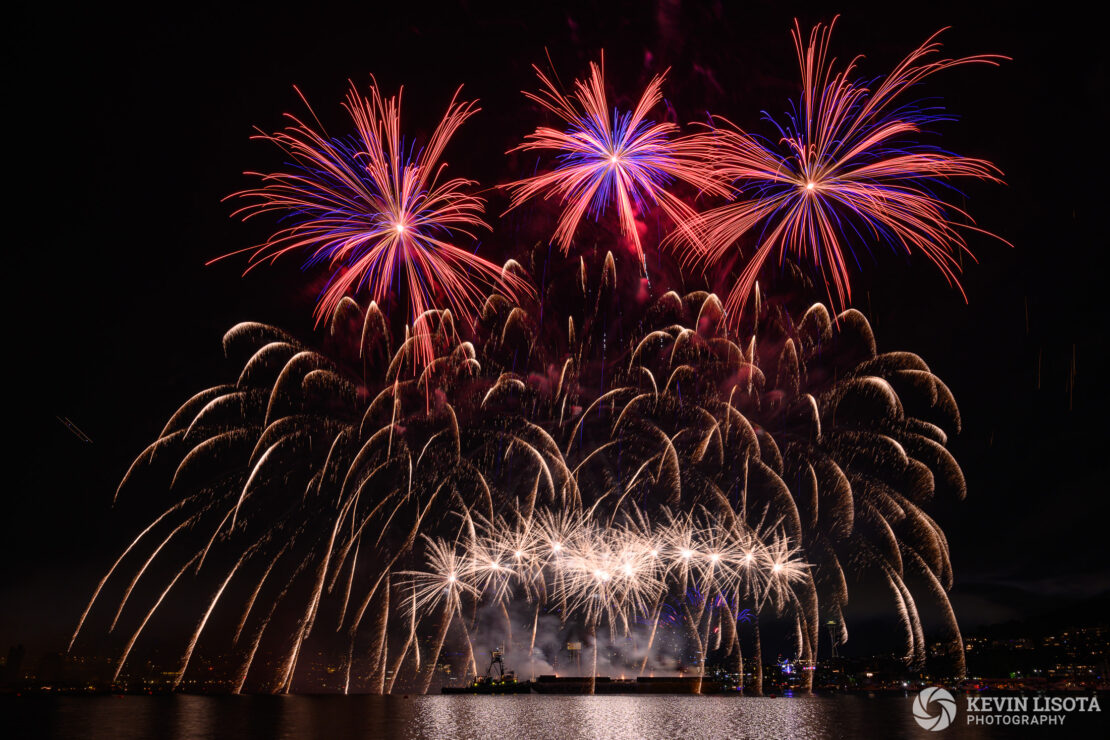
[[6, 0, 1107, 663]]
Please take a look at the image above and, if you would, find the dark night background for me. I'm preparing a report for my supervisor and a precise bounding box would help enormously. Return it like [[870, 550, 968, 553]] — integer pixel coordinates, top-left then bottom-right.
[[6, 0, 1107, 666]]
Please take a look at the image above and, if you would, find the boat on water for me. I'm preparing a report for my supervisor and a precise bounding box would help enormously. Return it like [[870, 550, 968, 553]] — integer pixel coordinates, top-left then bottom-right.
[[441, 648, 532, 694], [441, 674, 533, 694], [441, 647, 729, 695], [530, 675, 722, 694], [443, 674, 722, 695]]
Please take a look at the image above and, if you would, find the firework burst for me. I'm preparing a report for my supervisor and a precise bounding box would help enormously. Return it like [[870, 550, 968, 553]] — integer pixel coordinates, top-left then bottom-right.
[[70, 24, 1003, 692], [220, 79, 532, 366], [687, 17, 1007, 321], [391, 504, 809, 693], [77, 251, 969, 693], [506, 56, 727, 269]]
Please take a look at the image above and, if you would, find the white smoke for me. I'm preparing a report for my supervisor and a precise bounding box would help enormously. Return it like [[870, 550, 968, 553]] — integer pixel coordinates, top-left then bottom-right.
[[460, 600, 692, 680]]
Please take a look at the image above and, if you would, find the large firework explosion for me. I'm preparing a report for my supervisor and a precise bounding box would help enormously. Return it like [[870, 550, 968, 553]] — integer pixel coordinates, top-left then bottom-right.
[[70, 20, 1001, 694], [685, 17, 1008, 321], [215, 79, 532, 367], [505, 55, 727, 271]]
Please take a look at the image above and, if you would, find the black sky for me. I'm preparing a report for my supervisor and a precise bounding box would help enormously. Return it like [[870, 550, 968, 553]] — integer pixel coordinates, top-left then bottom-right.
[[6, 0, 1108, 660]]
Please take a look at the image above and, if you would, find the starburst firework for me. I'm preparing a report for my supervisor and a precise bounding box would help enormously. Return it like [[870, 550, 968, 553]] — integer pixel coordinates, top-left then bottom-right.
[[220, 79, 531, 365], [506, 57, 727, 269], [687, 17, 1007, 320], [70, 21, 1004, 694]]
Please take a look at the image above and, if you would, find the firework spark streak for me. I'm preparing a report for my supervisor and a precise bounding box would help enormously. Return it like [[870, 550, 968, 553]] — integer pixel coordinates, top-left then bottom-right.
[[395, 507, 808, 692], [77, 251, 969, 692], [71, 22, 999, 691], [218, 79, 532, 366], [506, 56, 727, 269], [687, 17, 1008, 321]]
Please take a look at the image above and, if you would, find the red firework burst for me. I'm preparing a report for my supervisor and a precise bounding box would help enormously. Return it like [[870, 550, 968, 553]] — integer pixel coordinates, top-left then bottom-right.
[[687, 18, 1009, 322], [505, 56, 727, 270], [219, 79, 531, 366]]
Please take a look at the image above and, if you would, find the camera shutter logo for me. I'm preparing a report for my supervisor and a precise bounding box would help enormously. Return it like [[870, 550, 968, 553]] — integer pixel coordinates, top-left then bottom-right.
[[913, 687, 958, 731]]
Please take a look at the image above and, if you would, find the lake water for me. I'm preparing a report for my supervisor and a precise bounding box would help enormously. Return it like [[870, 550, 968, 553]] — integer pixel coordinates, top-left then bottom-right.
[[5, 693, 1106, 739]]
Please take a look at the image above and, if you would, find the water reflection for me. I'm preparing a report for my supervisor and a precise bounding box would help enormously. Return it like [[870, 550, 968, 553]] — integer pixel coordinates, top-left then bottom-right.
[[9, 693, 1104, 739]]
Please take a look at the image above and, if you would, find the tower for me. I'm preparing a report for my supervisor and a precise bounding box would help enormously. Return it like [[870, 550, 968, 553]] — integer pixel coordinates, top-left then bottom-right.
[[826, 620, 839, 659]]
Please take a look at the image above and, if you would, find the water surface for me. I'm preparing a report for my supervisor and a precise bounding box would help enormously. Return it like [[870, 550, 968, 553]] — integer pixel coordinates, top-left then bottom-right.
[[6, 694, 1105, 739]]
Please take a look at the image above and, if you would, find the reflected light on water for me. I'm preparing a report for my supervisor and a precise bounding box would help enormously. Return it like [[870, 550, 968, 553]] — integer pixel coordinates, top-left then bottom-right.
[[5, 694, 1089, 740]]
